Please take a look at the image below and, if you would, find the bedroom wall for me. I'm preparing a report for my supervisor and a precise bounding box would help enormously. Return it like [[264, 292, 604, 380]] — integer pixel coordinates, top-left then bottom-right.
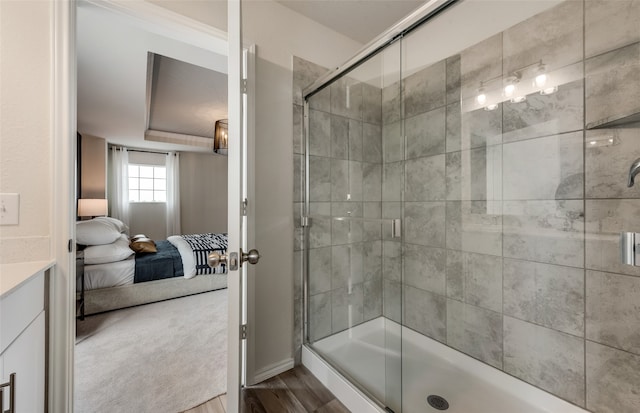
[[0, 0, 52, 264], [151, 0, 363, 382], [80, 134, 107, 199], [179, 151, 228, 235]]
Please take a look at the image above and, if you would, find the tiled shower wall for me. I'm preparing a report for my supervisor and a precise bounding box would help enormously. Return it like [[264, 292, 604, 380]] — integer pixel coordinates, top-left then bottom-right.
[[293, 0, 640, 411]]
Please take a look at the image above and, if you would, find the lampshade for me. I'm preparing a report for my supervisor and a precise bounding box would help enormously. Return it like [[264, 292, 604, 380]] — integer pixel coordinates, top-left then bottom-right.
[[214, 119, 228, 155], [78, 198, 108, 217]]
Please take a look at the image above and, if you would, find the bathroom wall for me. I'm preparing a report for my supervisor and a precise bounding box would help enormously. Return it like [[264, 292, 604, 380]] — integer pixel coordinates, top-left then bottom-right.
[[296, 0, 640, 411], [292, 57, 385, 352]]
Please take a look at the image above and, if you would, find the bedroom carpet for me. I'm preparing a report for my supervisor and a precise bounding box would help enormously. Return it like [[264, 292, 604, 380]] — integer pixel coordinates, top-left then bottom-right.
[[75, 289, 227, 413]]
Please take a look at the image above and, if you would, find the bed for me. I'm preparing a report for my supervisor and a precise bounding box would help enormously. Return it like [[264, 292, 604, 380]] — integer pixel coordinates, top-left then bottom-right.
[[76, 217, 228, 316]]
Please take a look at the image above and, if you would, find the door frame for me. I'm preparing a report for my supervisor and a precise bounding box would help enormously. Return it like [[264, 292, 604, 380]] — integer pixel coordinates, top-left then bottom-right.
[[51, 1, 254, 410]]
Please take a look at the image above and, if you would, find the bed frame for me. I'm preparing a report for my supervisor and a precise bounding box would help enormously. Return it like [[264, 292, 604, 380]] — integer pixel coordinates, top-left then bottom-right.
[[83, 274, 227, 315]]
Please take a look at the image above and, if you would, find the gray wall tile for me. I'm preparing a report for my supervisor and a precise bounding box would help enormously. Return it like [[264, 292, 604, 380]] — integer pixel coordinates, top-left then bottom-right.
[[383, 121, 403, 163], [502, 79, 584, 143], [446, 201, 502, 256], [382, 162, 403, 202], [404, 285, 446, 342], [332, 284, 364, 333], [309, 246, 332, 295], [404, 60, 447, 118], [363, 123, 382, 163], [406, 107, 446, 159], [309, 109, 331, 157], [330, 115, 349, 159], [447, 299, 503, 368], [503, 0, 583, 73], [446, 146, 502, 201], [460, 107, 503, 150], [331, 244, 363, 290], [585, 199, 640, 277], [309, 202, 331, 248], [362, 162, 382, 202], [382, 80, 401, 125], [331, 76, 362, 120], [503, 258, 584, 336], [504, 317, 585, 406], [586, 341, 640, 413], [503, 200, 584, 267], [586, 128, 640, 198], [363, 240, 382, 282], [293, 56, 328, 107], [404, 243, 446, 295], [293, 104, 304, 155], [585, 0, 640, 59], [383, 279, 402, 323], [383, 240, 402, 282], [331, 202, 363, 245], [585, 42, 640, 128], [405, 202, 446, 248], [363, 202, 382, 241], [363, 279, 383, 321], [309, 156, 331, 202], [349, 119, 363, 161], [405, 155, 446, 201], [309, 292, 332, 342], [460, 33, 502, 101], [362, 82, 382, 125], [446, 54, 461, 105], [446, 250, 502, 313], [331, 159, 362, 202], [503, 131, 584, 200], [586, 270, 640, 355]]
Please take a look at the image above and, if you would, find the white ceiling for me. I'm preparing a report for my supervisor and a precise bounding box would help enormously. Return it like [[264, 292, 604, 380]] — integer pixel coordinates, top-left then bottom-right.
[[275, 0, 425, 44], [77, 2, 228, 153]]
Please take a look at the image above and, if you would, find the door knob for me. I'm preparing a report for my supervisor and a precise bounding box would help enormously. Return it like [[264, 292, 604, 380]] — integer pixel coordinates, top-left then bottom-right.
[[241, 248, 260, 266], [207, 252, 227, 268]]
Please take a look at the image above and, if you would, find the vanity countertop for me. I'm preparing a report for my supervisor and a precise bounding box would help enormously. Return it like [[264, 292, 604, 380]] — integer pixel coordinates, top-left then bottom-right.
[[0, 260, 55, 298]]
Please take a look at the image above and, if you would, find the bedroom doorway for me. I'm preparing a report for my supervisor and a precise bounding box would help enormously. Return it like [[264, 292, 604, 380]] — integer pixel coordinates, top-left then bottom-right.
[[72, 0, 253, 411]]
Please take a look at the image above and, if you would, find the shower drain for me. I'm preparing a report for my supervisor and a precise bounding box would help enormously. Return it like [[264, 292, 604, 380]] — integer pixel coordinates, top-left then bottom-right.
[[427, 395, 450, 410]]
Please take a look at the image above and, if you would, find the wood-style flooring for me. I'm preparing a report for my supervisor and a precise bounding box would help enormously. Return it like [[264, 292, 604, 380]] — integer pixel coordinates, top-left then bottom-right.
[[184, 366, 350, 413]]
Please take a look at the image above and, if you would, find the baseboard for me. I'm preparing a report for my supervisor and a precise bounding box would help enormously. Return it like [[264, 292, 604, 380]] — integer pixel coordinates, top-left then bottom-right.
[[251, 358, 295, 384]]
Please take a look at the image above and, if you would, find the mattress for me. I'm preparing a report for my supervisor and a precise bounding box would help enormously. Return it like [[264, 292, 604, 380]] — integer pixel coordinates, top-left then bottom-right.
[[82, 256, 135, 291]]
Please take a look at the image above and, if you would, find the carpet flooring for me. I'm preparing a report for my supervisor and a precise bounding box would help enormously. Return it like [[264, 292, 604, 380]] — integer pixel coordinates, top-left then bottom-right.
[[75, 289, 228, 413]]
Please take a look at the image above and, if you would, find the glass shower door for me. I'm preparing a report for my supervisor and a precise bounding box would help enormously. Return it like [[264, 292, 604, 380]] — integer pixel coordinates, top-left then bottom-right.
[[304, 41, 404, 412]]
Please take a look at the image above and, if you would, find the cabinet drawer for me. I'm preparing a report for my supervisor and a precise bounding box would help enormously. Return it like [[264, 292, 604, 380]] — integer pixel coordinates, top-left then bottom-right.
[[0, 270, 44, 354]]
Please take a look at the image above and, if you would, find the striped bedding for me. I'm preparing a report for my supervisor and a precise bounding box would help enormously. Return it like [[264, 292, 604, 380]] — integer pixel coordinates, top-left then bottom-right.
[[168, 233, 228, 279]]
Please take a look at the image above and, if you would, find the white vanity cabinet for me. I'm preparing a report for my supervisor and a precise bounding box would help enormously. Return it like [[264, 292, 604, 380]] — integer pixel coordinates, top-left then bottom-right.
[[0, 268, 47, 413]]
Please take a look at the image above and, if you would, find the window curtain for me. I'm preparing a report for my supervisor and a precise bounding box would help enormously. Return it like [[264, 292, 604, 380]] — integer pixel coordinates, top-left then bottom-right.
[[166, 152, 181, 236], [109, 146, 130, 227]]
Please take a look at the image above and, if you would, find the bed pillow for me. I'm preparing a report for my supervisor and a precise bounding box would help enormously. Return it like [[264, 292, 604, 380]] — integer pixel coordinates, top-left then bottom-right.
[[84, 234, 134, 264], [130, 237, 157, 254], [76, 219, 122, 246], [95, 216, 129, 234]]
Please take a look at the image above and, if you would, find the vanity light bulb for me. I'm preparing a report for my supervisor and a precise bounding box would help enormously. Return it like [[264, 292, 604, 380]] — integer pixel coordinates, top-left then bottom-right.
[[476, 93, 487, 105], [504, 84, 516, 97], [535, 74, 547, 88], [608, 138, 614, 143], [590, 141, 597, 145], [484, 103, 499, 111], [511, 96, 526, 103]]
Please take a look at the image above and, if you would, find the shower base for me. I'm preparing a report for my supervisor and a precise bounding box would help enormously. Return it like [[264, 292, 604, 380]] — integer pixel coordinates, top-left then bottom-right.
[[303, 317, 587, 413]]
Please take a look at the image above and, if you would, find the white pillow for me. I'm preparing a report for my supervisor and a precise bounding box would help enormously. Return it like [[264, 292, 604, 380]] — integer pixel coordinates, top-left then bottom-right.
[[76, 219, 121, 246], [94, 216, 129, 234], [84, 234, 134, 265]]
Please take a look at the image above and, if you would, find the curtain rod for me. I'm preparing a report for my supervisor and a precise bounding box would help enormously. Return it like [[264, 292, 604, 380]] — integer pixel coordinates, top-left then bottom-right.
[[110, 146, 176, 156]]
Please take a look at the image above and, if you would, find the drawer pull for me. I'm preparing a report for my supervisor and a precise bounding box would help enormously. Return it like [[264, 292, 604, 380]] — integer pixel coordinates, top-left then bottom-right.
[[0, 373, 16, 413]]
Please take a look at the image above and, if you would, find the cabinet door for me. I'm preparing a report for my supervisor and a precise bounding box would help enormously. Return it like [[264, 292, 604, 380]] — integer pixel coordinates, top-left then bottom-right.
[[2, 312, 45, 413]]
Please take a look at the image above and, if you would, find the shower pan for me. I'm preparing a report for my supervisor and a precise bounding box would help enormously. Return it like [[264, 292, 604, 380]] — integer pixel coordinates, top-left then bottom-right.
[[299, 0, 640, 412]]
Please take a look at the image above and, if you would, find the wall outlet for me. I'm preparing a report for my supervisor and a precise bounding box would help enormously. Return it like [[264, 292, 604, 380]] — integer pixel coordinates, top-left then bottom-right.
[[0, 193, 20, 225]]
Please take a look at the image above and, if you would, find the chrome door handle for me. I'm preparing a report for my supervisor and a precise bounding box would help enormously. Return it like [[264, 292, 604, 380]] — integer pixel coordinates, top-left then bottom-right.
[[240, 248, 260, 267], [207, 252, 227, 268], [621, 232, 640, 266]]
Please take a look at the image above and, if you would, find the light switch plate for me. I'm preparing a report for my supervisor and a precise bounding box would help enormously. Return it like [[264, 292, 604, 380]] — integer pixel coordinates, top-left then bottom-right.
[[0, 193, 20, 225]]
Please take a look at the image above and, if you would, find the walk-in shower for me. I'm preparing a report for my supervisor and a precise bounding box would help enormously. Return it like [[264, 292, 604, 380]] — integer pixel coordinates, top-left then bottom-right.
[[296, 0, 640, 412]]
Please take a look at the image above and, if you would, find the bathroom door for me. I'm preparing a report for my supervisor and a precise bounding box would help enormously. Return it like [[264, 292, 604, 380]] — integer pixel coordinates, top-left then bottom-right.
[[227, 0, 256, 410]]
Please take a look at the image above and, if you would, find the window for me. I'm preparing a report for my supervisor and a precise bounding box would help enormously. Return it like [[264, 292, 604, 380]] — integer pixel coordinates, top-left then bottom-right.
[[128, 164, 166, 202]]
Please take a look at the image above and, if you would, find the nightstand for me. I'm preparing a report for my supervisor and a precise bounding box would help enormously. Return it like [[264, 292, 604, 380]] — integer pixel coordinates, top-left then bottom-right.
[[76, 249, 85, 320]]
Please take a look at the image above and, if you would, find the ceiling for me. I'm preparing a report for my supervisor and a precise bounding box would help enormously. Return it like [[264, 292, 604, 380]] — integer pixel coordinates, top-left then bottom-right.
[[76, 0, 432, 153], [275, 0, 425, 44]]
